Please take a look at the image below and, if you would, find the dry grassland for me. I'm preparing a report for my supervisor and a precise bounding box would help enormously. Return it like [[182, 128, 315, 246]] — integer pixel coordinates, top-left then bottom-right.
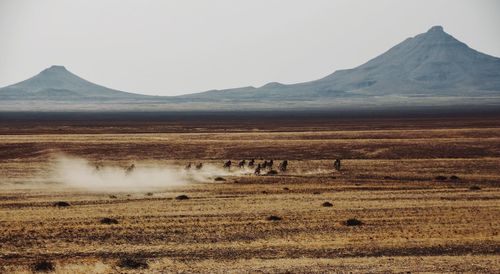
[[0, 117, 499, 273]]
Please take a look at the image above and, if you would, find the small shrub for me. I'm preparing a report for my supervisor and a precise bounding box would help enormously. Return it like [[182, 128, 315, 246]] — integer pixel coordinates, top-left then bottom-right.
[[214, 177, 226, 181], [175, 194, 190, 200], [32, 260, 54, 272], [450, 175, 460, 180], [145, 192, 153, 196], [118, 258, 148, 269], [283, 187, 289, 191], [313, 192, 321, 195], [261, 191, 268, 194], [109, 195, 117, 199], [344, 218, 363, 226], [53, 201, 70, 207], [435, 175, 447, 181], [100, 217, 119, 225], [266, 215, 282, 221], [322, 202, 333, 207], [469, 185, 481, 191]]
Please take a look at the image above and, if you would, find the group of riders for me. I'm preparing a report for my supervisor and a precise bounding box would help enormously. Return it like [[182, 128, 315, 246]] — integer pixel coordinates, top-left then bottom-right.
[[220, 159, 289, 175], [183, 158, 342, 176], [121, 159, 341, 176]]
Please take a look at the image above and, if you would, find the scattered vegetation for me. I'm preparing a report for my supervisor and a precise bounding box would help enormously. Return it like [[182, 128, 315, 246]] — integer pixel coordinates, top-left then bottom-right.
[[176, 194, 190, 200], [2, 119, 500, 272], [322, 202, 333, 207], [32, 260, 54, 272], [266, 215, 282, 221], [344, 218, 363, 226], [283, 187, 290, 191], [214, 177, 226, 181], [117, 257, 149, 269], [53, 201, 70, 207], [100, 217, 119, 224], [450, 175, 460, 180], [146, 192, 154, 196], [469, 185, 481, 191], [109, 195, 117, 199], [435, 176, 447, 181]]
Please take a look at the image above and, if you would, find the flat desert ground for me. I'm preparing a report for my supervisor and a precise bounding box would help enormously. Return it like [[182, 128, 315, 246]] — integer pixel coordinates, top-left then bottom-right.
[[0, 113, 499, 273]]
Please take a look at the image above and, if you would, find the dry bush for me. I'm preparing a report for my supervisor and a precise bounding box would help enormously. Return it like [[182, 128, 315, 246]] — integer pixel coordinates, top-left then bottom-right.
[[53, 201, 70, 207], [100, 217, 119, 224], [32, 260, 54, 272], [266, 215, 282, 221], [118, 258, 148, 269], [176, 194, 190, 200], [322, 202, 333, 207], [344, 218, 363, 226]]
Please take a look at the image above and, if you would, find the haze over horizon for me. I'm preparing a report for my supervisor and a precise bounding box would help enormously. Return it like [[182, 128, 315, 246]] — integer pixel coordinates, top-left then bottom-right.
[[1, 0, 499, 96]]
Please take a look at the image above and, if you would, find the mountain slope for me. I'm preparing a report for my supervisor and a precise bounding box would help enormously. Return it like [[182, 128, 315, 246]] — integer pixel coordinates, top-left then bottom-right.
[[1, 26, 499, 109], [315, 25, 500, 95], [0, 65, 151, 100], [187, 26, 500, 100]]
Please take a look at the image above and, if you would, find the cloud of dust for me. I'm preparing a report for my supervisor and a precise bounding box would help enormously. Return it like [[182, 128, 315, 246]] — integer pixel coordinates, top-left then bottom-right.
[[51, 155, 252, 192]]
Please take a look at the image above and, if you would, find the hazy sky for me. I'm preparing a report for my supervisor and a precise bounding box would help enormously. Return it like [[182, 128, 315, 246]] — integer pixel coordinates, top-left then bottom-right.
[[0, 0, 499, 96]]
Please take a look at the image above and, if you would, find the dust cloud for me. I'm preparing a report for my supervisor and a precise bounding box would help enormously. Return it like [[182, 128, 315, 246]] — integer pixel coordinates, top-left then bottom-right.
[[51, 155, 251, 192]]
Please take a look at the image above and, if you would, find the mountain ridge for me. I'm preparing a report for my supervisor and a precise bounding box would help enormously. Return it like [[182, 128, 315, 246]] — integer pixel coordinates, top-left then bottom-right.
[[0, 65, 152, 100], [190, 25, 500, 100], [1, 25, 499, 110]]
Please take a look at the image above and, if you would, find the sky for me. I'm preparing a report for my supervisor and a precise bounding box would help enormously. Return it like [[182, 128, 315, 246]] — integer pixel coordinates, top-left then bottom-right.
[[0, 0, 499, 96]]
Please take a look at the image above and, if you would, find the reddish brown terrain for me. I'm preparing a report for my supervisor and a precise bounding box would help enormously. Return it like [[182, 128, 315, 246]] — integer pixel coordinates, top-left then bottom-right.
[[0, 113, 499, 273]]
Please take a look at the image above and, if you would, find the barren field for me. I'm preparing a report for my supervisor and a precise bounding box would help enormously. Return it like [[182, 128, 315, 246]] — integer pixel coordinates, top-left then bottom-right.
[[0, 114, 499, 273]]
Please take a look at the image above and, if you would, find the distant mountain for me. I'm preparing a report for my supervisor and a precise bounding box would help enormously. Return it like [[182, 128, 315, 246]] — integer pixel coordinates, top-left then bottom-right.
[[0, 65, 151, 100], [185, 26, 500, 100], [1, 26, 499, 110]]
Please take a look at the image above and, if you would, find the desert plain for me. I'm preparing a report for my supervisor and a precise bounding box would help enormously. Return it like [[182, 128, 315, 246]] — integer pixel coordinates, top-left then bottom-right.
[[0, 112, 499, 273]]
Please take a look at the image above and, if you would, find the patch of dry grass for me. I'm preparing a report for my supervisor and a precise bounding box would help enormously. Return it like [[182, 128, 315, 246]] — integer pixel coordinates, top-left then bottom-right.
[[0, 119, 499, 272]]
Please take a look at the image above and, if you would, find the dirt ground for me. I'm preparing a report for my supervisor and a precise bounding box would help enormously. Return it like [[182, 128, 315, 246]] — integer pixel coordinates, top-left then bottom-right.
[[0, 115, 499, 273]]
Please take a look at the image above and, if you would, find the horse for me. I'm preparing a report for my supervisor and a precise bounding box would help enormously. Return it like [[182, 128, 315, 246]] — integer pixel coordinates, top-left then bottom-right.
[[254, 164, 262, 175], [125, 164, 135, 175], [279, 160, 288, 172], [334, 159, 341, 171], [238, 160, 246, 168]]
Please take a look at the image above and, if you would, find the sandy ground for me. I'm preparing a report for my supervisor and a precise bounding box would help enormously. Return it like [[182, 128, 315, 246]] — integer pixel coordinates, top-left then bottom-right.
[[0, 116, 499, 273]]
